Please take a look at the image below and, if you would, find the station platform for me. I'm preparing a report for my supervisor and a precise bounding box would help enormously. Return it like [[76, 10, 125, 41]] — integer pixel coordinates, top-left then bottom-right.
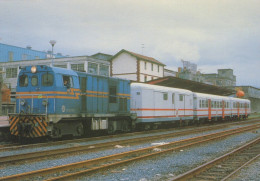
[[0, 116, 10, 128]]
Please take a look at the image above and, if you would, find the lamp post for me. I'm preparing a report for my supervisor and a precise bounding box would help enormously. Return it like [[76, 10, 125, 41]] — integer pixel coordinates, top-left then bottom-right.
[[49, 40, 56, 66]]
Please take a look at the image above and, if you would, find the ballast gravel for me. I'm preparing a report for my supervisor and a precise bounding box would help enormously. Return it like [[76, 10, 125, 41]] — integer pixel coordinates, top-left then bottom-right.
[[0, 125, 259, 180]]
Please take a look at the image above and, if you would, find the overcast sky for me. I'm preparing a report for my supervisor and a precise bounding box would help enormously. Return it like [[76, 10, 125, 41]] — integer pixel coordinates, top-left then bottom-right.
[[0, 0, 259, 88]]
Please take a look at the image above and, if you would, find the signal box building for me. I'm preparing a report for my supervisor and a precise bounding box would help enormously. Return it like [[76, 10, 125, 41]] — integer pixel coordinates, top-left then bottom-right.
[[110, 49, 165, 82]]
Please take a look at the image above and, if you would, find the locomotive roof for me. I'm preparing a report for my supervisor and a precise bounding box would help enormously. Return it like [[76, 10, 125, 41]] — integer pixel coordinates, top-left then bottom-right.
[[19, 65, 78, 76]]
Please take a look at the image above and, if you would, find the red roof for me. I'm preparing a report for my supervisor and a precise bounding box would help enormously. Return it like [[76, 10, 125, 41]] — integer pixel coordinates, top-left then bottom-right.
[[112, 49, 165, 66]]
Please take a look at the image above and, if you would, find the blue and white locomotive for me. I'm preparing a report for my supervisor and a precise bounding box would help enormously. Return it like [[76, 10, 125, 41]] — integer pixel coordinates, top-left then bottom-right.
[[9, 65, 251, 139], [9, 65, 133, 138]]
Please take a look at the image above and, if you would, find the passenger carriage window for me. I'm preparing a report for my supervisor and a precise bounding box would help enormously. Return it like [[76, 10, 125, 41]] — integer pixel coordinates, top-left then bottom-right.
[[199, 100, 202, 108], [31, 75, 38, 86], [109, 86, 117, 103], [42, 73, 53, 86], [163, 93, 168, 101], [19, 75, 28, 87], [172, 93, 175, 104], [179, 95, 184, 101]]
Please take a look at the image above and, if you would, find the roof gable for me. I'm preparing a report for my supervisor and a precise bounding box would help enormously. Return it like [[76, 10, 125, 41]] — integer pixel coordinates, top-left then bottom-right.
[[112, 49, 165, 66]]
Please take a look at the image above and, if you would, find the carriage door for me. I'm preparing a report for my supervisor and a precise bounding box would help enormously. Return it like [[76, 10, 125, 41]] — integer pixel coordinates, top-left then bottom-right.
[[222, 100, 225, 120], [193, 96, 197, 119], [154, 91, 163, 117], [80, 77, 87, 113], [208, 99, 212, 120], [178, 94, 185, 118], [245, 103, 247, 117], [237, 102, 240, 118]]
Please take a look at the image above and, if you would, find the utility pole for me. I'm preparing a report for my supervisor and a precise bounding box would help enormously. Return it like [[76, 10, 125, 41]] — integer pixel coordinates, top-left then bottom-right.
[[0, 71, 3, 115]]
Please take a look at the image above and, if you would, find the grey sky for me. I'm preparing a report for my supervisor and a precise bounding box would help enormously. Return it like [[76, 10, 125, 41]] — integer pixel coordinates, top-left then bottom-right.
[[0, 0, 259, 87]]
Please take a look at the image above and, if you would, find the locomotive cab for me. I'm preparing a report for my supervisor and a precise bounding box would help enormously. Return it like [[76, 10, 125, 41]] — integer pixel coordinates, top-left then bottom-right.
[[9, 65, 81, 138]]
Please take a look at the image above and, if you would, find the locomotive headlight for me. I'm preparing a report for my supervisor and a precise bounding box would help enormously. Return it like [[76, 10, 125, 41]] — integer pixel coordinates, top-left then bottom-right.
[[31, 66, 37, 73], [20, 99, 26, 106], [42, 99, 48, 106]]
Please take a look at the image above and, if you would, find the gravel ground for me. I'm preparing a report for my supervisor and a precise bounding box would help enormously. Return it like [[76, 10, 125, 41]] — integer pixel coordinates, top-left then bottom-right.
[[77, 128, 260, 181], [0, 122, 253, 157], [0, 124, 259, 180], [230, 157, 260, 181]]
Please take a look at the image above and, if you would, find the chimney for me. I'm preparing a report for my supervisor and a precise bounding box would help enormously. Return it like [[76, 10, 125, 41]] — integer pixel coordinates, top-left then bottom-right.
[[26, 45, 32, 50]]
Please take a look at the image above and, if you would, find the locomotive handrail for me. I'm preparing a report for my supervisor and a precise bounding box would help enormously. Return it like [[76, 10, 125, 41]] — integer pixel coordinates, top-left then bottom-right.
[[11, 93, 49, 117]]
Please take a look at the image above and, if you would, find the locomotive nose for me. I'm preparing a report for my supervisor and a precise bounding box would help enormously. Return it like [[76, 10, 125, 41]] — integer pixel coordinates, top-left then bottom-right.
[[17, 122, 34, 136]]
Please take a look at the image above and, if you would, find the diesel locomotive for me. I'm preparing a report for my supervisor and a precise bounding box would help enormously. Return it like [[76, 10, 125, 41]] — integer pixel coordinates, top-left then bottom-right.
[[9, 65, 251, 139]]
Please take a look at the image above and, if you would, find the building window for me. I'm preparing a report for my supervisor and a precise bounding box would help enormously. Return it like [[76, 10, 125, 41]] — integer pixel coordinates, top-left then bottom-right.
[[151, 63, 153, 71], [71, 64, 84, 72], [144, 62, 147, 70], [100, 65, 109, 76], [35, 56, 40, 59], [88, 62, 98, 74], [54, 64, 67, 68], [6, 68, 17, 78], [144, 75, 147, 82], [109, 86, 117, 103], [158, 65, 160, 72], [8, 51, 13, 62], [22, 54, 28, 60]]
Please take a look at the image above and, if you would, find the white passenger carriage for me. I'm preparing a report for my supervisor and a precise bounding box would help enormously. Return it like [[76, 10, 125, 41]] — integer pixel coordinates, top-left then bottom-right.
[[193, 93, 250, 122], [131, 83, 193, 128], [230, 97, 250, 119], [193, 93, 232, 121]]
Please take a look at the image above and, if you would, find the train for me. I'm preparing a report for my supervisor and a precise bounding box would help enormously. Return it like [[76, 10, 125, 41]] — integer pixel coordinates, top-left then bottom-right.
[[8, 65, 250, 139]]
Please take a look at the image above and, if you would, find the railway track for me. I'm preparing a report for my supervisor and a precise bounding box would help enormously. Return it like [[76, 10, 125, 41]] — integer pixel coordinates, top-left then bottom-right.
[[172, 136, 260, 181], [1, 119, 259, 166], [1, 122, 259, 181], [0, 123, 233, 165], [1, 118, 259, 152]]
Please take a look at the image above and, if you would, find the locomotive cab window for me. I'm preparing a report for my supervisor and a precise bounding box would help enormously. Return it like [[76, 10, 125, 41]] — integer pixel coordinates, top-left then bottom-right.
[[42, 73, 53, 86], [31, 75, 38, 86], [63, 75, 73, 88], [19, 75, 28, 87]]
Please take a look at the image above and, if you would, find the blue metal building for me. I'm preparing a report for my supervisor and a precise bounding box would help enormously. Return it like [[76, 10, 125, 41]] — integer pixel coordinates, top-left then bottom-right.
[[0, 43, 65, 62]]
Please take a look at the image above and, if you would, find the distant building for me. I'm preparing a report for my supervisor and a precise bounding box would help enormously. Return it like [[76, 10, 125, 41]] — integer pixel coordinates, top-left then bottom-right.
[[164, 68, 177, 77], [0, 43, 66, 63], [203, 69, 236, 87], [177, 60, 205, 83], [110, 49, 165, 82], [91, 52, 113, 61], [228, 86, 260, 113]]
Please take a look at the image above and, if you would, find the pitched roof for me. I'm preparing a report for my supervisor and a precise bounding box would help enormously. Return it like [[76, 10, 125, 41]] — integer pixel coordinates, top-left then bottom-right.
[[112, 49, 165, 66]]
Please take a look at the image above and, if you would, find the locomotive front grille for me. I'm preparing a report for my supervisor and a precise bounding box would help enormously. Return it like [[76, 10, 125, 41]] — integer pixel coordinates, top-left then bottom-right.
[[9, 115, 48, 138]]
